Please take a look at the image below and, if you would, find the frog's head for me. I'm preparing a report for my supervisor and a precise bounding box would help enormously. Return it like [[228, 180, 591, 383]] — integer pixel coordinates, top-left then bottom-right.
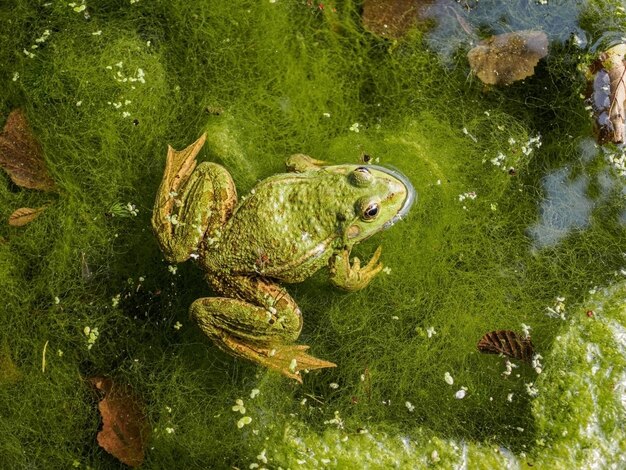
[[333, 165, 416, 243]]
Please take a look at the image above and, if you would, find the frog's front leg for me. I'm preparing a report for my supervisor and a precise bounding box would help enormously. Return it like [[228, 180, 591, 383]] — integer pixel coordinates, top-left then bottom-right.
[[285, 154, 328, 173], [152, 134, 237, 263], [329, 246, 384, 292], [191, 275, 336, 383]]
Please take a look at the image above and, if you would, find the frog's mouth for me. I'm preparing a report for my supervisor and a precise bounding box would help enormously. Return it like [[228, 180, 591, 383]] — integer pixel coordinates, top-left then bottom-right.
[[368, 164, 416, 229]]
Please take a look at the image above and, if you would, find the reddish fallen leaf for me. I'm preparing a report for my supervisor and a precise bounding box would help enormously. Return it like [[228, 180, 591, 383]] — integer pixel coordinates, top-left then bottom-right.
[[477, 330, 534, 361], [8, 206, 46, 226], [0, 109, 56, 191], [90, 377, 149, 468], [468, 30, 548, 86]]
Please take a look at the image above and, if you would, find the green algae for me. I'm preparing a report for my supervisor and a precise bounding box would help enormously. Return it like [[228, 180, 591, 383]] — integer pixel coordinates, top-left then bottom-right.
[[0, 0, 626, 468], [263, 282, 626, 469]]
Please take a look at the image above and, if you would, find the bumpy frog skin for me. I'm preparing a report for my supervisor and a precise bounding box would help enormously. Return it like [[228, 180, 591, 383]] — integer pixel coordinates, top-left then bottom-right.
[[152, 133, 415, 382]]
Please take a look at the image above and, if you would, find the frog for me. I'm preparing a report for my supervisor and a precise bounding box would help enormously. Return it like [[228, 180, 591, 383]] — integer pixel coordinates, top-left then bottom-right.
[[152, 133, 416, 382]]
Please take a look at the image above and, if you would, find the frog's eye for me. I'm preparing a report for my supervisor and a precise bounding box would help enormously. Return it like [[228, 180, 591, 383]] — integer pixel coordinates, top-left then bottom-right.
[[349, 167, 374, 187], [356, 197, 381, 221], [363, 203, 380, 220]]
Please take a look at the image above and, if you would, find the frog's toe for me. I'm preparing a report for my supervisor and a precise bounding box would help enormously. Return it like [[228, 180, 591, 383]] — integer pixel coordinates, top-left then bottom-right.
[[365, 246, 383, 269], [361, 252, 384, 280], [221, 337, 336, 383], [268, 344, 337, 379], [330, 246, 384, 291], [350, 256, 361, 271]]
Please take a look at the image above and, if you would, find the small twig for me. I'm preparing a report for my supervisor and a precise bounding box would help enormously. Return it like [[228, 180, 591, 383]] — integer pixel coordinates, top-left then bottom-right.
[[42, 340, 49, 373], [446, 5, 475, 38], [608, 59, 626, 119], [304, 393, 325, 405]]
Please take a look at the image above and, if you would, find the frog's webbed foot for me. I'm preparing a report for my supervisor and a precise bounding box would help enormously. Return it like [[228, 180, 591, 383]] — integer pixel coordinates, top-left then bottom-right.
[[329, 246, 383, 292], [152, 134, 236, 263], [285, 154, 328, 173], [221, 341, 336, 384], [152, 134, 204, 244]]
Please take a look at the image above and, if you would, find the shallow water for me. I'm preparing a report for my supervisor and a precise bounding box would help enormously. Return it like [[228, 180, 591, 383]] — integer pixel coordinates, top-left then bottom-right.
[[0, 1, 625, 468], [528, 166, 593, 248]]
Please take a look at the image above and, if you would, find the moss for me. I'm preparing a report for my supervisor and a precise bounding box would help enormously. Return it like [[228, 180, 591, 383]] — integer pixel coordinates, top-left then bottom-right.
[[0, 0, 625, 468]]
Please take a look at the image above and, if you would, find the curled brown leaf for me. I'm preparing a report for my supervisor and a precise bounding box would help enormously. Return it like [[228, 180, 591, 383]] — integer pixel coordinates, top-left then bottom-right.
[[8, 206, 47, 227], [90, 377, 149, 468], [0, 109, 56, 191], [477, 330, 534, 361]]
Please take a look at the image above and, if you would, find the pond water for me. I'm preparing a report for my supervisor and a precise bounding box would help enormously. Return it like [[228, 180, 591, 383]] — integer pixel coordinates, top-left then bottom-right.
[[0, 0, 625, 468]]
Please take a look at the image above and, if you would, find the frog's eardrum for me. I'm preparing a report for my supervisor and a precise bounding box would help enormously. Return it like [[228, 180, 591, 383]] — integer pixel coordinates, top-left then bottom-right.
[[368, 164, 416, 228]]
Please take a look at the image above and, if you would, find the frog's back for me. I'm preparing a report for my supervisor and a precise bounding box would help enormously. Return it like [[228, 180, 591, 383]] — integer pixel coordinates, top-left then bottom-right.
[[210, 171, 345, 282]]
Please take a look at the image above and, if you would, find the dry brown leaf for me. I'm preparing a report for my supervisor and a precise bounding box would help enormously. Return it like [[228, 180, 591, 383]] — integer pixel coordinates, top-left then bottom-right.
[[8, 206, 47, 226], [0, 109, 56, 191], [468, 30, 548, 86], [362, 0, 433, 39], [589, 44, 626, 143], [477, 330, 534, 361], [362, 0, 476, 40], [90, 377, 149, 468]]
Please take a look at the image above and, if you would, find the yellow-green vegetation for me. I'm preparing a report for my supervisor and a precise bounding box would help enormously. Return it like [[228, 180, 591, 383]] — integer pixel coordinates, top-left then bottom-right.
[[1, 0, 625, 468]]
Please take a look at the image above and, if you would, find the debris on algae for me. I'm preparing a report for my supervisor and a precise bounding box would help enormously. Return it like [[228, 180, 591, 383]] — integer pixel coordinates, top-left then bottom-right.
[[468, 30, 549, 86], [588, 43, 626, 143]]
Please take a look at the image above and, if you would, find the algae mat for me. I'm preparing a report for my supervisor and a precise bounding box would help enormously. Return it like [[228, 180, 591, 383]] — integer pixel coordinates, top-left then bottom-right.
[[0, 1, 625, 468]]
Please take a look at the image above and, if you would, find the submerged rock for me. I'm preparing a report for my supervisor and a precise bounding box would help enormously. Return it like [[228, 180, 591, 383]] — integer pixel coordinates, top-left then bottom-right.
[[468, 30, 548, 86]]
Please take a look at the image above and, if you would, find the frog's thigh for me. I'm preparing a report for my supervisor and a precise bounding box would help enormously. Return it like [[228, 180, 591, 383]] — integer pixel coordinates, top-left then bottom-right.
[[191, 292, 302, 346], [169, 162, 236, 261]]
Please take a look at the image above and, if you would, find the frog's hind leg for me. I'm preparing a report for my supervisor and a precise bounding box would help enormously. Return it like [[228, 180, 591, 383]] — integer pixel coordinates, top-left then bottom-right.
[[152, 134, 237, 263], [191, 276, 336, 383]]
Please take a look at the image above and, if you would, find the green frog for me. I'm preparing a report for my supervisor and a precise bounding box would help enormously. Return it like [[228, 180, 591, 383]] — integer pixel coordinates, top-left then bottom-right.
[[152, 133, 415, 382]]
